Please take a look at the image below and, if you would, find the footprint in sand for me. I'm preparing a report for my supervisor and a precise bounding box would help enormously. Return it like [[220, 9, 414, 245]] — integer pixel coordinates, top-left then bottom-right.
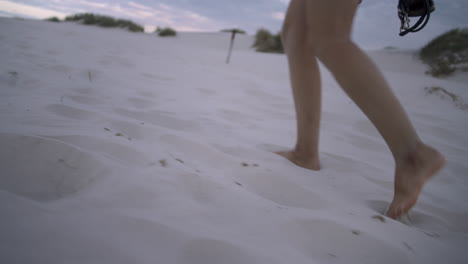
[[342, 132, 387, 153], [243, 87, 285, 102], [136, 90, 156, 98], [106, 120, 161, 141], [140, 72, 174, 82], [67, 95, 106, 106], [72, 87, 95, 95], [367, 200, 393, 216], [0, 71, 19, 87], [114, 108, 200, 131], [217, 109, 256, 125], [236, 171, 327, 210], [0, 134, 108, 202], [362, 174, 393, 190], [159, 134, 235, 170], [180, 238, 279, 264], [126, 97, 156, 110], [45, 104, 99, 121], [49, 64, 74, 74], [351, 119, 381, 138], [1, 204, 192, 264], [176, 173, 226, 204], [98, 55, 134, 68], [284, 218, 410, 264], [366, 199, 467, 236], [50, 135, 151, 167], [197, 87, 216, 95]]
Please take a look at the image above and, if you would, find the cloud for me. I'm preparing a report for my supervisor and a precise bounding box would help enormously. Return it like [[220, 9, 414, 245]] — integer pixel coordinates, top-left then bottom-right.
[[75, 0, 108, 9], [1, 0, 466, 43], [0, 0, 228, 32], [272, 11, 284, 21], [127, 1, 152, 11], [0, 0, 66, 18]]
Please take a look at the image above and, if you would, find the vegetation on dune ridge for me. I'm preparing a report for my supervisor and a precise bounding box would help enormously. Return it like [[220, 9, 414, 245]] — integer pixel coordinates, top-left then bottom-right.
[[45, 17, 60, 22], [425, 86, 468, 110], [252, 28, 284, 54], [64, 13, 144, 32], [221, 28, 246, 34], [420, 28, 468, 77], [155, 27, 177, 37]]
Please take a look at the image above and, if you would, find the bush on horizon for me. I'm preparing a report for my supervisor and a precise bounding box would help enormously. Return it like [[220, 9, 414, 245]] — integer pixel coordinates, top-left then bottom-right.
[[155, 27, 177, 37], [252, 28, 284, 54], [221, 28, 246, 34], [45, 17, 60, 22], [420, 28, 468, 77], [65, 13, 144, 32]]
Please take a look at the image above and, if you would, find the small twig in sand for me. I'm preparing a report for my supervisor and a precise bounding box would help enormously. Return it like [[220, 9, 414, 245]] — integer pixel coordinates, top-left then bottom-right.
[[58, 158, 77, 169], [88, 70, 93, 82], [372, 215, 386, 223], [402, 242, 414, 253], [8, 71, 19, 86], [159, 159, 168, 167], [425, 86, 468, 110]]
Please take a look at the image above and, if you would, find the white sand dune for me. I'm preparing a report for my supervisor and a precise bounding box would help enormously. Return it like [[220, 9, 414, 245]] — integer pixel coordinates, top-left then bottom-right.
[[1, 17, 467, 264]]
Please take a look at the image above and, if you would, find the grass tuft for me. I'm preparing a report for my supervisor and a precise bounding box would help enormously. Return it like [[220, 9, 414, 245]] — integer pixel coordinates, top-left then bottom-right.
[[221, 28, 246, 34], [252, 28, 284, 54], [45, 17, 60, 22], [65, 13, 144, 32], [155, 27, 177, 37], [424, 86, 468, 110], [420, 28, 468, 77]]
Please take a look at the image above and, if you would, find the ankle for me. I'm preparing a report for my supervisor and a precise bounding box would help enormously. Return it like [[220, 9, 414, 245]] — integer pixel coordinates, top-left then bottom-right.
[[395, 142, 442, 170], [294, 143, 318, 156]]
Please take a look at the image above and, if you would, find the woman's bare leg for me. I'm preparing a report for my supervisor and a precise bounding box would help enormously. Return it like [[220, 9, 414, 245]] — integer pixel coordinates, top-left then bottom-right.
[[279, 0, 445, 219], [276, 0, 321, 170]]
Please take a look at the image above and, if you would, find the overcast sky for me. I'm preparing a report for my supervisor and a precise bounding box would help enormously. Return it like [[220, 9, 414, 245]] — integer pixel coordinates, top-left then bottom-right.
[[1, 0, 467, 49]]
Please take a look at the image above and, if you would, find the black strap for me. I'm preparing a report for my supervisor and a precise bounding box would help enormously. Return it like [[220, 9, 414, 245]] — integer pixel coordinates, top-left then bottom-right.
[[398, 0, 433, 36]]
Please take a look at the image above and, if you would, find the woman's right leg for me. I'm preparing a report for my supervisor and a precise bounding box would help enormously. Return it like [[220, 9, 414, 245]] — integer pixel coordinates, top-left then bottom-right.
[[283, 0, 445, 219], [315, 37, 445, 219]]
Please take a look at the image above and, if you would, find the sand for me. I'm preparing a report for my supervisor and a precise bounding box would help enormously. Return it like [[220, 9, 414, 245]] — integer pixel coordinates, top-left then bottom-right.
[[1, 17, 467, 264]]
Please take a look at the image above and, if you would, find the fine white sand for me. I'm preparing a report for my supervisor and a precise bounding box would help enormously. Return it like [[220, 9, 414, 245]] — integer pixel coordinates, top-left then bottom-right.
[[1, 17, 467, 264]]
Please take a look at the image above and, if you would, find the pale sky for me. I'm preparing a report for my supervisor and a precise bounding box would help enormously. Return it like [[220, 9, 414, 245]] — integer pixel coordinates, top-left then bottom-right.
[[1, 0, 467, 49]]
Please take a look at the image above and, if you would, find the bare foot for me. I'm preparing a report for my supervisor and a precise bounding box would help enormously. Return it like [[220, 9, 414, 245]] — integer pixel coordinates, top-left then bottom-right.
[[386, 144, 445, 219], [275, 150, 321, 170]]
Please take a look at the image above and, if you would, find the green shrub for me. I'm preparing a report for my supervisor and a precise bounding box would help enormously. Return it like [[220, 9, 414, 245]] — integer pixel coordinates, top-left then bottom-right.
[[252, 28, 284, 54], [65, 13, 144, 32], [221, 28, 246, 34], [157, 27, 177, 37], [420, 28, 468, 77], [45, 17, 60, 22]]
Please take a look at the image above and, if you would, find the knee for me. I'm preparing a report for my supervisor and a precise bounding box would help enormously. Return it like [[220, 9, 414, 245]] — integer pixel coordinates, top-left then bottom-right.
[[281, 21, 310, 54], [280, 19, 297, 51], [312, 37, 355, 62]]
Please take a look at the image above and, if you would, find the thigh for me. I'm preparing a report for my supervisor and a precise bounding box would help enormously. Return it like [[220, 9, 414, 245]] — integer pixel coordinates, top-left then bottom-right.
[[303, 0, 360, 41]]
